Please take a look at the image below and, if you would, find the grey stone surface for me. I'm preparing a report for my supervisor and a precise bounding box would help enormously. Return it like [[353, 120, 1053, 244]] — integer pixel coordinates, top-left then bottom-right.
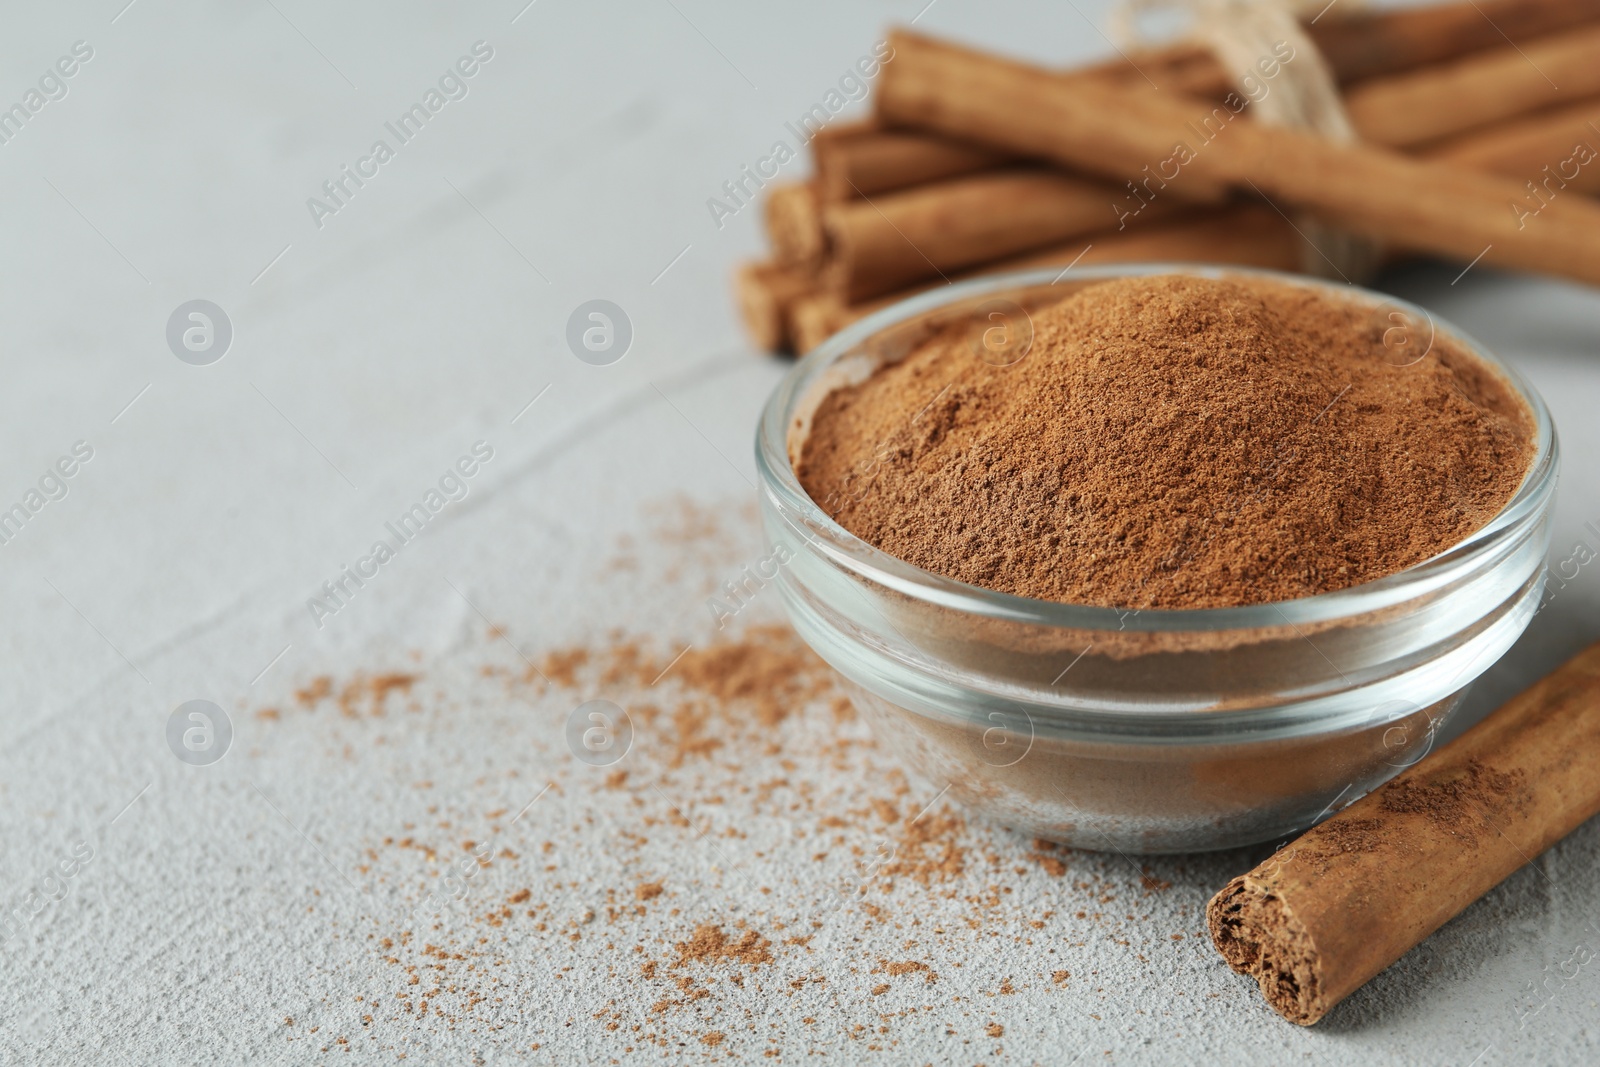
[[1, 2, 1597, 1063]]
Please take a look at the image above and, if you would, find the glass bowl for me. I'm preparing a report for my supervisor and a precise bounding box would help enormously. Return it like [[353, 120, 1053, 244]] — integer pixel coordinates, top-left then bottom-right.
[[754, 264, 1557, 854]]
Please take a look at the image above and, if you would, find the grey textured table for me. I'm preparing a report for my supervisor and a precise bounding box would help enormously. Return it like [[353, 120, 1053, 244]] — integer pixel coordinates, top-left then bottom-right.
[[2, 2, 1598, 1063]]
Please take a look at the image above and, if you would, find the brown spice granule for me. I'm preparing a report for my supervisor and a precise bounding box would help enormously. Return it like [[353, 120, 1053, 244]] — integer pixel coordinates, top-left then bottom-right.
[[665, 625, 831, 727], [370, 673, 417, 707], [986, 1022, 1005, 1038], [536, 648, 590, 687], [335, 557, 1168, 1052], [1140, 870, 1172, 892], [328, 673, 419, 717], [1305, 816, 1386, 860], [1031, 853, 1067, 877], [879, 809, 966, 884], [701, 1032, 725, 1046], [881, 960, 936, 983], [534, 623, 836, 768], [1377, 757, 1529, 837], [671, 923, 774, 968], [797, 274, 1533, 609]]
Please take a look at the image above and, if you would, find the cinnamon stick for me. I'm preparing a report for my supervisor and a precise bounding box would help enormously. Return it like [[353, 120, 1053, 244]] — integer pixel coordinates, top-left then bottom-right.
[[1079, 0, 1600, 100], [1309, 0, 1600, 84], [788, 206, 1298, 353], [1210, 641, 1600, 1025], [813, 126, 1017, 201], [1428, 97, 1600, 196], [1345, 25, 1600, 148], [734, 261, 817, 353], [1002, 205, 1299, 274], [789, 291, 852, 357], [875, 29, 1600, 287], [822, 168, 1187, 302], [764, 182, 824, 266]]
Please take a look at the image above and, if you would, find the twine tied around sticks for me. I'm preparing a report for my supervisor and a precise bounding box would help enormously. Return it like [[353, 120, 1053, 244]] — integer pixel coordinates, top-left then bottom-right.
[[1109, 0, 1382, 282]]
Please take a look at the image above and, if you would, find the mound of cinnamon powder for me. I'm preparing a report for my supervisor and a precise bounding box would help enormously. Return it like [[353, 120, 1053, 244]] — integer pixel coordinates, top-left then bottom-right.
[[796, 274, 1534, 609]]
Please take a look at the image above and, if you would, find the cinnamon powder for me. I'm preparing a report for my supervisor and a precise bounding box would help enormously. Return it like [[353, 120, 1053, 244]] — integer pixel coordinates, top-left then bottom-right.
[[671, 923, 774, 968], [797, 274, 1534, 609]]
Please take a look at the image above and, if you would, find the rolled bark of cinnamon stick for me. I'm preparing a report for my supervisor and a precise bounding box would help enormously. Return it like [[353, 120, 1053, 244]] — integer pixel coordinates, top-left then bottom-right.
[[789, 290, 853, 357], [789, 206, 1299, 353], [1345, 26, 1600, 148], [813, 127, 1018, 201], [875, 30, 1600, 287], [1209, 641, 1600, 1026], [765, 182, 824, 266], [1001, 205, 1299, 274], [822, 168, 1187, 302], [1079, 0, 1600, 101], [1310, 0, 1600, 84], [1428, 98, 1600, 196], [734, 261, 817, 352]]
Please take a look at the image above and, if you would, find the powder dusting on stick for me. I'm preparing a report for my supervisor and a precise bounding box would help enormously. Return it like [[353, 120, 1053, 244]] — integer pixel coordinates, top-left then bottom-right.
[[797, 274, 1534, 609]]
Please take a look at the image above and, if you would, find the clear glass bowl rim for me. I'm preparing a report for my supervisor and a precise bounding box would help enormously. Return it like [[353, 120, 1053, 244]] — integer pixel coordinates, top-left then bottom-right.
[[755, 263, 1557, 634]]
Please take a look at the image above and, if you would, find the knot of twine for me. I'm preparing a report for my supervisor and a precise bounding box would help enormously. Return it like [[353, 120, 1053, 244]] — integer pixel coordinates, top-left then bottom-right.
[[1109, 0, 1381, 282]]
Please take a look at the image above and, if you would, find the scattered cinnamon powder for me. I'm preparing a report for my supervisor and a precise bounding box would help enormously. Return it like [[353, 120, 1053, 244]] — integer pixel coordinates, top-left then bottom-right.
[[881, 960, 936, 983], [1032, 853, 1068, 878], [295, 676, 332, 706], [667, 701, 722, 767], [665, 625, 832, 727], [370, 672, 417, 707], [1305, 816, 1387, 861], [671, 923, 774, 968], [537, 647, 590, 688], [1377, 757, 1529, 839], [1140, 869, 1173, 892], [249, 500, 1190, 1055], [879, 809, 966, 884], [327, 673, 419, 717], [531, 622, 837, 768], [797, 274, 1534, 609]]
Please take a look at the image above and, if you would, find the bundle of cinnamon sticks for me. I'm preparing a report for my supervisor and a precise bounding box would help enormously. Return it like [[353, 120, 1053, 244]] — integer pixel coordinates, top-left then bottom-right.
[[735, 0, 1600, 355]]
